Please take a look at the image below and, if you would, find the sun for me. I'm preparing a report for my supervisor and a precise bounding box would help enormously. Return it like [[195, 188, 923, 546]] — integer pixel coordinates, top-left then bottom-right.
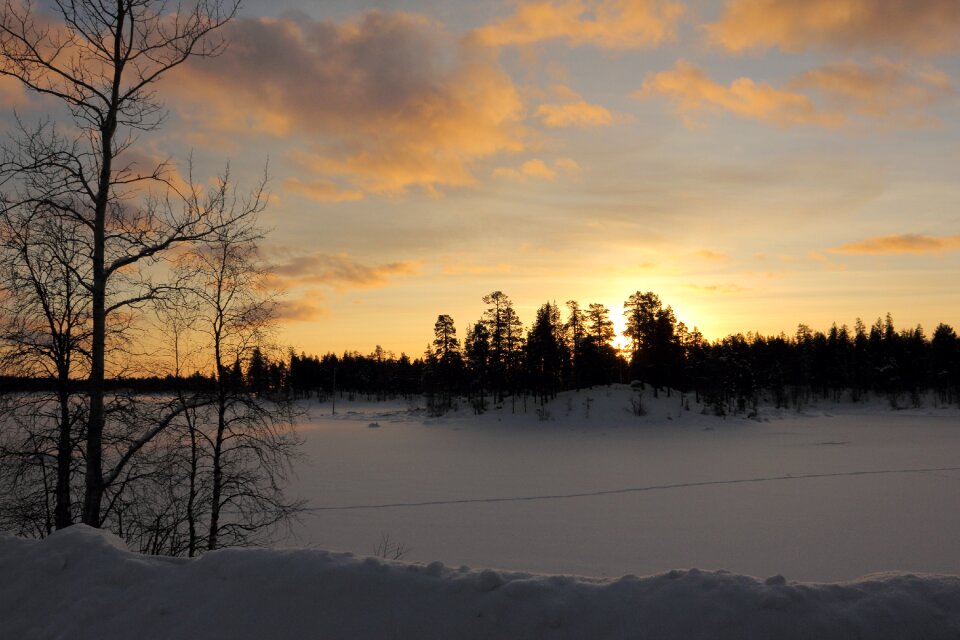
[[607, 301, 633, 356]]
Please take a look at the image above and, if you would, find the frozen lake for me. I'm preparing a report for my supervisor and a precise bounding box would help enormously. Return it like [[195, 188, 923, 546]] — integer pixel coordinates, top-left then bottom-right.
[[286, 386, 960, 582]]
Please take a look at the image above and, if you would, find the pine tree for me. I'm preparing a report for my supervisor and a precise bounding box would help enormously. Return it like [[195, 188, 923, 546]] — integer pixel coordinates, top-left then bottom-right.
[[526, 302, 566, 404], [465, 320, 491, 413], [565, 300, 587, 389], [481, 291, 523, 401], [430, 315, 463, 412]]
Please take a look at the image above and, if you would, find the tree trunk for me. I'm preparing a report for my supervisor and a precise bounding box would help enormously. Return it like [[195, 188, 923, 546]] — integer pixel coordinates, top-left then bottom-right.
[[54, 376, 73, 530], [82, 6, 124, 526], [207, 399, 226, 550], [187, 411, 199, 557], [82, 232, 106, 526]]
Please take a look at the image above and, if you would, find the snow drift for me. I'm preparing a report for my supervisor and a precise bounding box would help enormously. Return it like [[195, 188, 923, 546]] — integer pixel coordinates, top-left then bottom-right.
[[3, 525, 960, 640]]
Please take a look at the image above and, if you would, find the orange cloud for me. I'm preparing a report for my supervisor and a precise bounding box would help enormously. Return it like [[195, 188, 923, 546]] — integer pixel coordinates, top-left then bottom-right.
[[471, 0, 684, 49], [694, 249, 728, 261], [686, 283, 748, 294], [0, 76, 30, 109], [110, 147, 203, 199], [707, 0, 960, 54], [638, 60, 843, 127], [640, 59, 949, 128], [493, 162, 553, 180], [273, 297, 328, 323], [494, 157, 581, 180], [283, 177, 363, 203], [791, 59, 954, 121], [830, 234, 960, 255], [536, 85, 614, 127], [266, 252, 420, 290], [167, 12, 525, 195], [807, 250, 848, 271], [520, 159, 556, 180]]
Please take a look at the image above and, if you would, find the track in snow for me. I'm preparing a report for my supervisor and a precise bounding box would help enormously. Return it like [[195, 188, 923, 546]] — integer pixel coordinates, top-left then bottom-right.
[[305, 466, 960, 512]]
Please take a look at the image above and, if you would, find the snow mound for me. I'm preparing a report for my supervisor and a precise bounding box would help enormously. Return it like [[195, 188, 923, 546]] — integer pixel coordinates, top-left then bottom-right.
[[3, 527, 960, 639]]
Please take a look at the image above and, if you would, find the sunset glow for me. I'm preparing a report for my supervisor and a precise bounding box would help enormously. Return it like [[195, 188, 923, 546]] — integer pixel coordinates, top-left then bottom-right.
[[101, 0, 959, 357]]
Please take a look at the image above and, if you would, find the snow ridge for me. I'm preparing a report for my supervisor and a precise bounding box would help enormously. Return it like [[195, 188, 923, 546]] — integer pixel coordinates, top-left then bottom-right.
[[3, 526, 960, 640]]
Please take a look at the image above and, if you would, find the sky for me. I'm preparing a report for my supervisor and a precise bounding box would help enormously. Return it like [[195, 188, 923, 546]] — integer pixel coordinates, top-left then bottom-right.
[[15, 0, 960, 358]]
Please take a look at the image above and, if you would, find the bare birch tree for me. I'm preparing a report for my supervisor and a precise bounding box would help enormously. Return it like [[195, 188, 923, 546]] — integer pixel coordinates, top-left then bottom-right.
[[175, 195, 303, 551], [0, 193, 91, 532], [0, 0, 249, 527]]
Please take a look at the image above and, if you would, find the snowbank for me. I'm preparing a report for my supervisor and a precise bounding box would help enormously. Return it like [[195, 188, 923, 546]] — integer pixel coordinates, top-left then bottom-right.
[[3, 526, 960, 640]]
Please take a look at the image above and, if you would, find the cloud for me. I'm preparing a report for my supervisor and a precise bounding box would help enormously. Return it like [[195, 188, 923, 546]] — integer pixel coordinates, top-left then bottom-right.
[[790, 59, 954, 121], [168, 12, 525, 195], [693, 249, 728, 261], [519, 159, 556, 180], [494, 157, 582, 180], [471, 0, 684, 50], [830, 234, 960, 255], [111, 147, 198, 197], [273, 296, 328, 323], [537, 101, 614, 127], [706, 0, 960, 54], [283, 177, 364, 203], [686, 283, 748, 294], [807, 250, 848, 270], [494, 159, 554, 180], [266, 252, 420, 289], [440, 258, 513, 275], [535, 85, 614, 128], [0, 76, 30, 109], [638, 60, 843, 127], [639, 59, 951, 128]]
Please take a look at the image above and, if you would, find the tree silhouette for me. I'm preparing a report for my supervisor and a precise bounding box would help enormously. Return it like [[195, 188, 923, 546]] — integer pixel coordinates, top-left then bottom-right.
[[526, 302, 566, 405], [0, 0, 247, 527]]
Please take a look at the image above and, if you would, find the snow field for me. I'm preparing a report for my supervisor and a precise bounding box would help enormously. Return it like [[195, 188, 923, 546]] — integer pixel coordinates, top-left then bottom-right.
[[289, 385, 960, 581]]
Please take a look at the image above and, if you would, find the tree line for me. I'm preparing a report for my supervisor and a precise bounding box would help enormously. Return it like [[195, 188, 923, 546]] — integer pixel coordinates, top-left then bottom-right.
[[259, 293, 959, 417]]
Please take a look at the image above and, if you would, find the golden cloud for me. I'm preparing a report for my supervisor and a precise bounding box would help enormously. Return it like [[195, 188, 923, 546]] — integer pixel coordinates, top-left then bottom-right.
[[0, 75, 30, 109], [273, 297, 328, 323], [791, 59, 954, 120], [706, 0, 960, 53], [685, 283, 748, 294], [494, 157, 581, 180], [694, 249, 728, 261], [830, 234, 960, 255], [283, 177, 364, 203], [167, 12, 525, 195], [640, 59, 951, 127], [265, 252, 420, 290], [638, 60, 843, 127], [520, 159, 556, 180], [471, 0, 684, 49], [807, 250, 848, 271], [535, 85, 615, 127], [537, 101, 614, 127]]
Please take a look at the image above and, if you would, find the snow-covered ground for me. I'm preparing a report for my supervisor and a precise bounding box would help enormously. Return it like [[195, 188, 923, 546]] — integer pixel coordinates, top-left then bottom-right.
[[4, 524, 960, 639], [289, 386, 960, 582], [5, 386, 960, 638]]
